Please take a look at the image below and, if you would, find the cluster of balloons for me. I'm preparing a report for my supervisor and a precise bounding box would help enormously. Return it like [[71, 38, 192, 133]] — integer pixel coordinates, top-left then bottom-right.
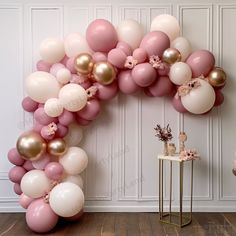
[[8, 14, 227, 233]]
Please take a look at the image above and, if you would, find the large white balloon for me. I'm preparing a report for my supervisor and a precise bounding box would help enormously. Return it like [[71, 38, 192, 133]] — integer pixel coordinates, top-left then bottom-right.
[[150, 14, 180, 41], [181, 80, 216, 114], [64, 123, 83, 146], [40, 38, 65, 64], [171, 37, 192, 61], [62, 174, 83, 189], [64, 33, 92, 57], [59, 147, 88, 175], [117, 19, 144, 50], [21, 170, 51, 198], [169, 62, 192, 85], [26, 71, 61, 103], [44, 98, 64, 117], [49, 182, 84, 217], [59, 84, 87, 112]]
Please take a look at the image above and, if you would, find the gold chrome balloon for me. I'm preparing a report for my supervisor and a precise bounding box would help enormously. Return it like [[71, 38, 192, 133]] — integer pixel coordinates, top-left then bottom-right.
[[74, 53, 94, 75], [92, 62, 116, 85], [47, 138, 67, 156], [208, 67, 227, 87], [16, 131, 46, 161], [162, 48, 181, 64]]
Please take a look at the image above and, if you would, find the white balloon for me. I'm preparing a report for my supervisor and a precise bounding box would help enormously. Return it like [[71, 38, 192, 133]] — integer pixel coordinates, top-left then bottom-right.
[[59, 147, 88, 175], [59, 84, 87, 112], [40, 38, 65, 64], [49, 182, 84, 217], [44, 98, 64, 117], [62, 174, 83, 189], [181, 80, 216, 114], [26, 71, 61, 103], [21, 170, 51, 198], [64, 33, 92, 57], [150, 14, 180, 41], [56, 68, 71, 84], [64, 123, 83, 146], [117, 19, 144, 50], [169, 62, 192, 85], [171, 37, 192, 61]]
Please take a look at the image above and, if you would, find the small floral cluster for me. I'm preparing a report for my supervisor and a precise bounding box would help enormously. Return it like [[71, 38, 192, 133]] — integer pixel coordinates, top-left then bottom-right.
[[177, 78, 201, 97], [180, 149, 199, 161], [154, 124, 173, 142]]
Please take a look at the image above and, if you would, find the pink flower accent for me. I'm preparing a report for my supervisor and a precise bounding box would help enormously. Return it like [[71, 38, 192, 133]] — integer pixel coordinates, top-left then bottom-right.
[[124, 56, 138, 69], [71, 74, 88, 84], [149, 55, 165, 69], [177, 79, 201, 97], [46, 122, 57, 135], [180, 149, 199, 161], [86, 86, 98, 98]]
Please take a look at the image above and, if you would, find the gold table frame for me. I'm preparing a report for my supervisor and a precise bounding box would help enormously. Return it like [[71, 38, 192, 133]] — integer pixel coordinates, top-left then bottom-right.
[[158, 155, 194, 227]]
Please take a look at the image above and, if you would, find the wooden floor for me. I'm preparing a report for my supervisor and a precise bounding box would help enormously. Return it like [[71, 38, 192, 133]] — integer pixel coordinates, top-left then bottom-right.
[[0, 212, 236, 236]]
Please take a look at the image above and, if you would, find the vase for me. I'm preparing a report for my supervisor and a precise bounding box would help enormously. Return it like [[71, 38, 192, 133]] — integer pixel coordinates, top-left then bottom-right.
[[163, 141, 168, 156]]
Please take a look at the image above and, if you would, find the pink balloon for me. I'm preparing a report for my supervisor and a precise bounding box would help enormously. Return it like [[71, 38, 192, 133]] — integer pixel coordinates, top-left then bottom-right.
[[92, 52, 107, 62], [158, 63, 170, 76], [14, 183, 22, 195], [71, 74, 92, 89], [26, 199, 59, 233], [8, 148, 25, 166], [144, 88, 154, 97], [41, 126, 55, 140], [60, 55, 69, 66], [63, 210, 84, 221], [58, 110, 75, 126], [45, 162, 64, 180], [66, 57, 77, 74], [32, 122, 44, 133], [50, 63, 65, 76], [118, 70, 140, 94], [116, 42, 132, 56], [34, 108, 57, 125], [32, 154, 51, 170], [132, 63, 157, 87], [8, 166, 26, 183], [214, 89, 224, 106], [23, 161, 35, 171], [55, 123, 68, 138], [108, 48, 127, 69], [140, 31, 170, 57], [36, 60, 51, 72], [86, 19, 118, 52], [172, 96, 188, 113], [22, 97, 39, 112], [148, 76, 174, 97], [132, 48, 147, 63], [186, 50, 215, 77], [19, 193, 34, 209], [94, 81, 118, 100], [77, 99, 101, 121], [76, 116, 91, 126]]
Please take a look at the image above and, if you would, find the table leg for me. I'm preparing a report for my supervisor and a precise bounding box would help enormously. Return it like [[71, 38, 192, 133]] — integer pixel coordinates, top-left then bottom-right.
[[179, 162, 183, 226], [169, 160, 172, 222]]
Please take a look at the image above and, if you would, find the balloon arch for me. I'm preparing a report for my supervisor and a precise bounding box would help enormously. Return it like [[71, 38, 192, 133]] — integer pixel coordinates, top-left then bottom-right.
[[7, 14, 226, 233]]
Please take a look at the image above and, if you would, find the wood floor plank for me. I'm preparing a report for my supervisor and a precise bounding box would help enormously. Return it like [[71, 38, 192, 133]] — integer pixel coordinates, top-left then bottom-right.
[[126, 213, 140, 236], [149, 213, 166, 236], [138, 213, 152, 236], [114, 213, 128, 236], [101, 212, 115, 236]]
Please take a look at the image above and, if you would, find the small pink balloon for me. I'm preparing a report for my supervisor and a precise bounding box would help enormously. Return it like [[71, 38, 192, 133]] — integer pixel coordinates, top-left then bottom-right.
[[60, 55, 69, 65], [77, 99, 101, 121], [8, 148, 25, 166], [8, 166, 26, 183], [71, 74, 92, 89], [132, 48, 147, 63], [36, 60, 51, 72], [86, 19, 118, 52], [76, 116, 91, 126], [148, 76, 174, 97], [23, 161, 35, 171], [158, 63, 170, 76], [19, 193, 34, 209], [14, 183, 22, 195], [45, 162, 64, 180], [140, 31, 170, 57], [132, 63, 157, 87], [172, 96, 188, 113], [55, 123, 68, 138], [94, 81, 118, 100], [26, 198, 59, 233], [22, 97, 39, 112], [92, 52, 107, 62], [108, 48, 127, 69], [34, 108, 57, 125], [41, 126, 55, 140], [116, 42, 132, 56], [32, 154, 51, 170], [63, 210, 84, 221], [32, 122, 44, 133], [118, 70, 140, 94], [66, 57, 77, 74], [214, 89, 224, 106], [58, 110, 74, 126], [186, 50, 215, 77], [50, 63, 65, 76]]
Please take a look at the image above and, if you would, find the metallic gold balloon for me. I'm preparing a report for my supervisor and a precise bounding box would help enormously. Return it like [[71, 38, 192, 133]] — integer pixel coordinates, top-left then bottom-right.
[[47, 138, 67, 156], [16, 131, 46, 161], [208, 67, 227, 87], [92, 62, 116, 85], [74, 53, 94, 75], [162, 48, 181, 64]]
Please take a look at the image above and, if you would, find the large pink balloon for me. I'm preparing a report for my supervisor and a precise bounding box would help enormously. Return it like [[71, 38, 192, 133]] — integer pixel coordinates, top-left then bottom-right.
[[77, 99, 101, 120], [132, 63, 156, 87], [118, 70, 140, 94], [140, 31, 170, 57], [132, 48, 147, 63], [86, 19, 118, 52], [66, 57, 77, 74], [214, 89, 224, 106], [14, 183, 22, 195], [58, 110, 74, 126], [172, 96, 188, 113], [158, 63, 170, 76], [45, 162, 64, 180], [23, 161, 35, 171], [19, 193, 34, 209], [55, 123, 68, 138], [8, 148, 25, 166], [34, 107, 57, 125], [22, 97, 39, 112], [8, 166, 26, 183], [26, 199, 59, 233], [108, 48, 127, 69], [116, 42, 132, 56], [186, 50, 215, 77], [92, 52, 107, 62], [94, 81, 118, 100], [32, 122, 44, 133], [76, 116, 91, 126]]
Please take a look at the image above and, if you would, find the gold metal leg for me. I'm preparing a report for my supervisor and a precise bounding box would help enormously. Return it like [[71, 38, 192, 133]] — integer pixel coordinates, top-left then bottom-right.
[[159, 159, 162, 219], [190, 160, 193, 222], [169, 161, 172, 223], [179, 162, 183, 227]]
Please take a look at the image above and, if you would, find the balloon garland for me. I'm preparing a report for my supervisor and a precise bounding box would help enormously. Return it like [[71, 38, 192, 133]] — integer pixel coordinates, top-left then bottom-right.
[[7, 14, 227, 233]]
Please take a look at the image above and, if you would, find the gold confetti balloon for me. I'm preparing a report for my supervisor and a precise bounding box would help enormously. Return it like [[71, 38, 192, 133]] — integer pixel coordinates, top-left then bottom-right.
[[74, 53, 94, 75], [47, 138, 68, 156], [162, 48, 181, 64], [208, 67, 227, 87]]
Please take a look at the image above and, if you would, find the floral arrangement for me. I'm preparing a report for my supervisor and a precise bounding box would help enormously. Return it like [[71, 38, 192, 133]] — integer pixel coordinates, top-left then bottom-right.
[[154, 124, 173, 142], [180, 149, 199, 161]]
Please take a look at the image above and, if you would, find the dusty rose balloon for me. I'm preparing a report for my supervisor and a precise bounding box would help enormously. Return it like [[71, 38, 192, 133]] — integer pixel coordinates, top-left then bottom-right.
[[34, 108, 57, 125], [23, 161, 35, 171], [22, 97, 39, 112], [55, 123, 68, 138], [66, 57, 76, 74], [19, 193, 34, 209], [144, 88, 154, 97], [14, 183, 22, 195], [71, 74, 92, 90], [63, 210, 84, 221], [41, 126, 55, 140], [32, 154, 51, 170], [36, 60, 51, 72], [8, 148, 25, 166], [158, 63, 170, 76], [26, 199, 59, 233], [58, 110, 74, 126], [92, 52, 107, 62], [116, 42, 132, 56], [77, 99, 101, 121], [214, 89, 224, 106], [140, 31, 170, 57], [172, 96, 188, 113], [132, 63, 156, 87], [45, 162, 64, 180], [76, 116, 91, 126], [108, 48, 127, 68], [86, 19, 118, 52], [60, 55, 69, 65], [8, 166, 26, 183], [118, 70, 140, 94], [132, 48, 147, 63], [94, 81, 118, 100], [32, 122, 44, 133], [186, 50, 215, 77]]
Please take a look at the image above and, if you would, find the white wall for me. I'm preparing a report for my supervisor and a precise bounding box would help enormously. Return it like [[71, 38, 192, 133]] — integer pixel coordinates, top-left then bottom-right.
[[1, 0, 236, 212]]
